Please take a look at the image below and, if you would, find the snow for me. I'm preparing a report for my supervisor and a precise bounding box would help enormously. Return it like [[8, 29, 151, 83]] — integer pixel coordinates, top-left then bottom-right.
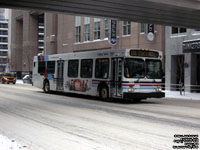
[[0, 134, 27, 150], [165, 90, 200, 100], [16, 80, 23, 84]]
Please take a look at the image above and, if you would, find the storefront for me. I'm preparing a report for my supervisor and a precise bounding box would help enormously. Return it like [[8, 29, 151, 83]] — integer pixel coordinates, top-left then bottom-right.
[[183, 39, 200, 92]]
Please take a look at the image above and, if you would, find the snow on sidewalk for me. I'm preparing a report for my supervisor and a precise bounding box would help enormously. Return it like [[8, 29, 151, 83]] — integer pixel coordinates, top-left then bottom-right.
[[16, 80, 24, 84], [0, 134, 27, 150], [165, 90, 200, 100]]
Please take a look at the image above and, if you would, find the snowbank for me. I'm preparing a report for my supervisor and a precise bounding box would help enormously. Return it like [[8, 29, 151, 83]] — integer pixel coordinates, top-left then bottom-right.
[[0, 134, 27, 150]]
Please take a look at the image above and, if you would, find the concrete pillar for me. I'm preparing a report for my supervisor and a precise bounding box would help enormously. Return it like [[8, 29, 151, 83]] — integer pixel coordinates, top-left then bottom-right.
[[165, 55, 171, 90], [22, 12, 38, 72], [184, 53, 192, 92], [57, 14, 74, 53], [10, 10, 23, 73], [45, 13, 57, 55]]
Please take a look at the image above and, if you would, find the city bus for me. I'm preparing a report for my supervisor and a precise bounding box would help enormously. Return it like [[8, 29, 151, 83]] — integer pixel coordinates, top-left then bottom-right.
[[32, 49, 165, 101]]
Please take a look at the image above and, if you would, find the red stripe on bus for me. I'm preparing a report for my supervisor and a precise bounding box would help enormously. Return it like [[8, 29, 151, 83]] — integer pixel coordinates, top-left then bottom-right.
[[140, 85, 161, 87], [122, 84, 161, 87], [92, 82, 99, 85]]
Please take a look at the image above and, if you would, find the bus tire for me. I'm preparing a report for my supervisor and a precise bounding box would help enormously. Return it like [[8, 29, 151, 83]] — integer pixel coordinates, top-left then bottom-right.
[[43, 80, 50, 93], [99, 86, 109, 100], [133, 98, 142, 103]]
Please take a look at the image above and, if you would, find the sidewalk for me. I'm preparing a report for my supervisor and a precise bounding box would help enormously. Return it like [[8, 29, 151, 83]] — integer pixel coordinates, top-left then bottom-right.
[[165, 90, 200, 100]]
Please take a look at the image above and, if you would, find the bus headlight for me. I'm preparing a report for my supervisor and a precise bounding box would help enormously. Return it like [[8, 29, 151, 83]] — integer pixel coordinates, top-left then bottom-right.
[[158, 88, 162, 92], [128, 88, 133, 92]]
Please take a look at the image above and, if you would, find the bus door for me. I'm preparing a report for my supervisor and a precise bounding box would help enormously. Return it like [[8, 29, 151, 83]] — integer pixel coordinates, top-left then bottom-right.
[[57, 60, 64, 91], [111, 58, 123, 97]]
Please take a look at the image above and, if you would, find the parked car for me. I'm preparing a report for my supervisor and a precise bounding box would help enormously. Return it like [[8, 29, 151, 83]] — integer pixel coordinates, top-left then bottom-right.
[[23, 75, 32, 84], [0, 73, 16, 84]]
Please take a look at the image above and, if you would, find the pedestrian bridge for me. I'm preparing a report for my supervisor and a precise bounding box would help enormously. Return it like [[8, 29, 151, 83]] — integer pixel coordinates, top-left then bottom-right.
[[1, 0, 200, 28]]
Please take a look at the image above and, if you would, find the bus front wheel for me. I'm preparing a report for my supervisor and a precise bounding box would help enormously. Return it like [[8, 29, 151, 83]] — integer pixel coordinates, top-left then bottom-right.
[[44, 81, 50, 93], [99, 86, 109, 100]]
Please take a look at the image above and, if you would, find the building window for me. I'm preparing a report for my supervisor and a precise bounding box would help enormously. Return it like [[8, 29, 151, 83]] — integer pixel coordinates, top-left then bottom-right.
[[123, 21, 131, 35], [171, 27, 187, 34], [94, 18, 100, 40], [95, 58, 109, 79], [0, 51, 8, 56], [140, 23, 146, 33], [68, 60, 79, 77], [75, 16, 81, 43], [81, 59, 93, 78], [84, 17, 90, 41], [104, 19, 109, 39]]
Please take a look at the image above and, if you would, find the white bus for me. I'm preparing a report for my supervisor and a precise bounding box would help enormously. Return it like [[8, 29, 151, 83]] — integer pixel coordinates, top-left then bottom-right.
[[32, 49, 165, 101]]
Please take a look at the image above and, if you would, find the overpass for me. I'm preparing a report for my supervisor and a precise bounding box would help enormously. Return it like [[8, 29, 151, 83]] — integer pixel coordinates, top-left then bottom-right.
[[0, 0, 200, 28]]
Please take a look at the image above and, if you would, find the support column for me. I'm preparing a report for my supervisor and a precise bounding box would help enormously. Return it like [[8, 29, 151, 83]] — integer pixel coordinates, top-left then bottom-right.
[[45, 13, 58, 55], [22, 12, 38, 73], [165, 55, 172, 91], [184, 53, 192, 92]]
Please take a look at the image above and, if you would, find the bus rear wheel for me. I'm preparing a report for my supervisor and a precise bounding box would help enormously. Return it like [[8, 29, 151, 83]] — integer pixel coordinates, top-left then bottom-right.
[[99, 86, 109, 100], [44, 81, 50, 93]]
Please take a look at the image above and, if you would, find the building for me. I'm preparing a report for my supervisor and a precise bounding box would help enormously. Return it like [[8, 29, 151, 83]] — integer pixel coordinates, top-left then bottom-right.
[[0, 9, 9, 72], [165, 27, 200, 92], [10, 10, 165, 77]]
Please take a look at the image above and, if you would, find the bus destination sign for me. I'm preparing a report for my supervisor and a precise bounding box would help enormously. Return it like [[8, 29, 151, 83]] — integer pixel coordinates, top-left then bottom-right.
[[130, 50, 159, 58]]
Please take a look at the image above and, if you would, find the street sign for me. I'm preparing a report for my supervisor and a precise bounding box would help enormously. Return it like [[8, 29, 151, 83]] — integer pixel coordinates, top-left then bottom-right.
[[109, 20, 117, 45], [147, 24, 155, 41]]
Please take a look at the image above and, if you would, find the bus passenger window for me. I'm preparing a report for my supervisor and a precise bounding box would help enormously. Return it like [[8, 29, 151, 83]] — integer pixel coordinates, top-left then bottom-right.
[[95, 58, 109, 79], [81, 59, 93, 78], [47, 61, 55, 74], [68, 60, 79, 77], [38, 61, 45, 75]]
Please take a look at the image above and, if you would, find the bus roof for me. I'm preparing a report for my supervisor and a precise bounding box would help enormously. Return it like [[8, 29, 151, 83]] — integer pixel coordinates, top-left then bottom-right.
[[34, 49, 162, 62]]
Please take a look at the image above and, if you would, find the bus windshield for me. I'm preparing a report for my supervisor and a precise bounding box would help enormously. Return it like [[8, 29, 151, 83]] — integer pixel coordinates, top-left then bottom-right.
[[124, 58, 162, 79], [124, 58, 145, 78], [146, 59, 162, 79]]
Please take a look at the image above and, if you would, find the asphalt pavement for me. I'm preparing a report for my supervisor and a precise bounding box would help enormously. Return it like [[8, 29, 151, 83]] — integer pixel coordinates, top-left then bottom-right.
[[0, 83, 199, 150]]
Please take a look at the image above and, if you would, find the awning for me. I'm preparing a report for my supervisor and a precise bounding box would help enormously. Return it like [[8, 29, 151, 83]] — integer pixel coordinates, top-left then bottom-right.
[[183, 39, 200, 53]]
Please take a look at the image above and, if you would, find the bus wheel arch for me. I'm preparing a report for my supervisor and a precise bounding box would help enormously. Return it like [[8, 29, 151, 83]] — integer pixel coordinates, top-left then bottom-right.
[[43, 79, 50, 93], [98, 82, 109, 100]]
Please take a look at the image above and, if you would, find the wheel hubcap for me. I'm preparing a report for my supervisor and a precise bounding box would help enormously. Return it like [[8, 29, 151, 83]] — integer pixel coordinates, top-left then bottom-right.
[[101, 88, 107, 99], [45, 83, 49, 92]]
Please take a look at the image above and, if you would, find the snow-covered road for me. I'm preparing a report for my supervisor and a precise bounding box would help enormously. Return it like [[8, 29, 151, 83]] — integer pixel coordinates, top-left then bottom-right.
[[0, 84, 199, 150]]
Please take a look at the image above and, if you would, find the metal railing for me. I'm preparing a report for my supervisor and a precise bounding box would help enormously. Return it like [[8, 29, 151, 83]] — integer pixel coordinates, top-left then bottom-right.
[[164, 83, 200, 95]]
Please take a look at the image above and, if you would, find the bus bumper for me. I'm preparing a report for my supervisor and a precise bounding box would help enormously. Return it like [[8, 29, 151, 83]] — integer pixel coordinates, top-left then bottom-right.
[[123, 92, 165, 100]]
